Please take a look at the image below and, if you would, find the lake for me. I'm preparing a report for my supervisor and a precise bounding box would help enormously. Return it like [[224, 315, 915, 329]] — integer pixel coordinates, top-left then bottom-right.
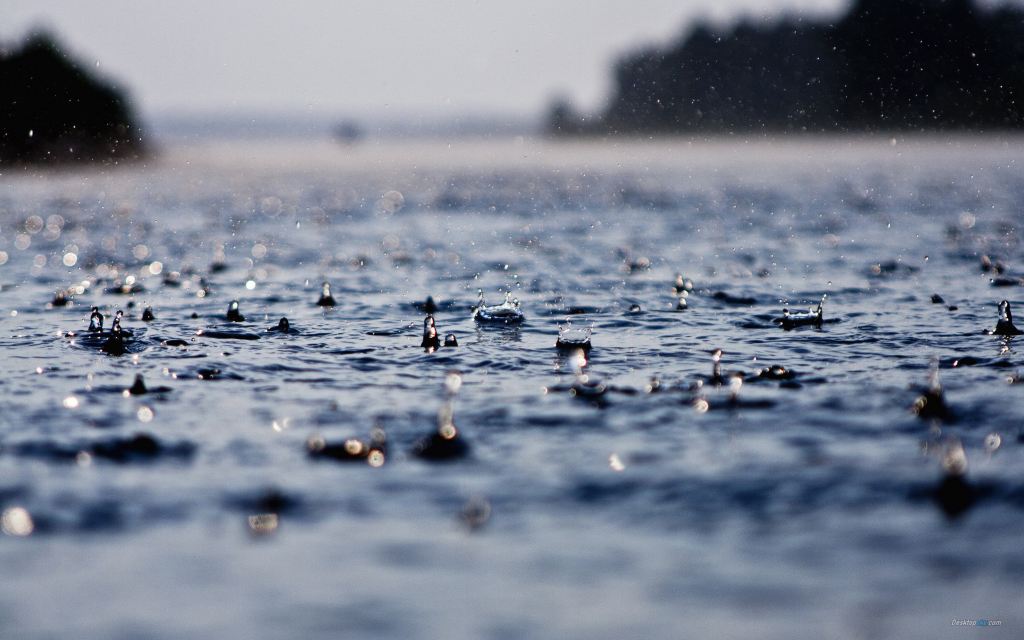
[[0, 136, 1021, 639]]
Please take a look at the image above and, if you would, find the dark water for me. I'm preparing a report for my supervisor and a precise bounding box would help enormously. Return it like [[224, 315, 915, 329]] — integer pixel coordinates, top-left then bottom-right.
[[1, 138, 1022, 639]]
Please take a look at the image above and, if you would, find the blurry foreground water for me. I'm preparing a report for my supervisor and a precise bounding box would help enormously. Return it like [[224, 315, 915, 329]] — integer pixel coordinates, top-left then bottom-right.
[[1, 137, 1023, 639]]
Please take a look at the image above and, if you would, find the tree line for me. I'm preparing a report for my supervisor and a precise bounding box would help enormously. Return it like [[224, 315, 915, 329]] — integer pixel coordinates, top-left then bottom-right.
[[548, 0, 1024, 135]]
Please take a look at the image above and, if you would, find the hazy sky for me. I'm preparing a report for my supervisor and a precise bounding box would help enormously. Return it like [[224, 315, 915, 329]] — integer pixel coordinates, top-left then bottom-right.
[[4, 1, 846, 118]]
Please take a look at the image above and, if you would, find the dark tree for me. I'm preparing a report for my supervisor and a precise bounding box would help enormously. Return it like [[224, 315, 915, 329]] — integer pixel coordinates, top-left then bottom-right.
[[0, 31, 146, 165], [549, 0, 1024, 135]]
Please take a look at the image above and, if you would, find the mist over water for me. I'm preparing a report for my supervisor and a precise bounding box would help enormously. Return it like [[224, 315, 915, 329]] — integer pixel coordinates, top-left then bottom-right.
[[1, 137, 1023, 638]]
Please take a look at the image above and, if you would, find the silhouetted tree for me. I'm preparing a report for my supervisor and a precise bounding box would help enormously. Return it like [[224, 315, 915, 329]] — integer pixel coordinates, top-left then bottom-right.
[[548, 0, 1024, 135], [0, 31, 146, 165]]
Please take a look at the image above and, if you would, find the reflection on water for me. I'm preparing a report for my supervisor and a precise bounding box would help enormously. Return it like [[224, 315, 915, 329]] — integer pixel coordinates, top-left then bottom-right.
[[1, 138, 1024, 638]]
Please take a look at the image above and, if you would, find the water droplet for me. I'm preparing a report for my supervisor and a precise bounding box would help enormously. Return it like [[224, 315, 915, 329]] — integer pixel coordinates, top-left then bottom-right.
[[444, 371, 463, 395], [1, 507, 34, 536], [942, 441, 968, 476], [985, 433, 1001, 453], [344, 439, 364, 455], [247, 513, 279, 535], [376, 190, 405, 215]]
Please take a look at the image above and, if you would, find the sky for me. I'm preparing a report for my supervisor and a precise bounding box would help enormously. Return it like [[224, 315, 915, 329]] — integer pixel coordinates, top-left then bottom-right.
[[2, 1, 848, 119]]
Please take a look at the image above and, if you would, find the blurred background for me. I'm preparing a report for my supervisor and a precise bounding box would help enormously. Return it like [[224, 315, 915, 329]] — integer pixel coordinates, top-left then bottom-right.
[[1, 1, 835, 138], [5, 0, 1021, 152], [2, 0, 1024, 153]]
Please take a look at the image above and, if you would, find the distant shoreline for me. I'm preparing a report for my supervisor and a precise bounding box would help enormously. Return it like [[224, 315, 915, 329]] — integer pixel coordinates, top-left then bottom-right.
[[4, 133, 1018, 182]]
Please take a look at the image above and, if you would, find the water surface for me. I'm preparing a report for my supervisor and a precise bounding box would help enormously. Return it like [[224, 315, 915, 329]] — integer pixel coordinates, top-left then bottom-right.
[[1, 137, 1022, 639]]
